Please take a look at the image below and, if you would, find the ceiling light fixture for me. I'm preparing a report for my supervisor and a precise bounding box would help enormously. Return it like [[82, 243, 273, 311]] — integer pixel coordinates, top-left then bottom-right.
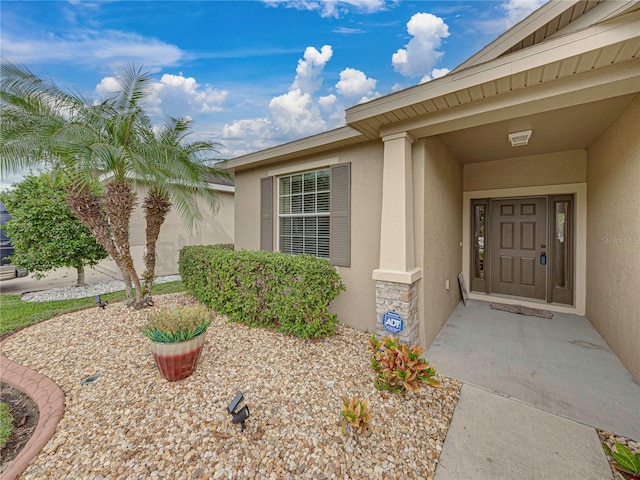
[[508, 130, 532, 147]]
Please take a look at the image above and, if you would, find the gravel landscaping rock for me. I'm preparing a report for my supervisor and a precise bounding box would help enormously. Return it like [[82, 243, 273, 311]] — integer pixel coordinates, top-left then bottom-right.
[[21, 275, 181, 303], [2, 292, 461, 479]]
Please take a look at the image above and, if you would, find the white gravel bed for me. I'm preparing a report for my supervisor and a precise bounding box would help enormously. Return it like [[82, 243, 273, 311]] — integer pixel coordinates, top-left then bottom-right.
[[3, 293, 462, 480], [21, 275, 181, 302]]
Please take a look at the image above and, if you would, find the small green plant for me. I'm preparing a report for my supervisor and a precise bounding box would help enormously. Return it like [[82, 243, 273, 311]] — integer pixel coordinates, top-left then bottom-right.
[[602, 442, 640, 479], [0, 402, 14, 447], [340, 394, 372, 435], [142, 304, 212, 343], [370, 334, 441, 394]]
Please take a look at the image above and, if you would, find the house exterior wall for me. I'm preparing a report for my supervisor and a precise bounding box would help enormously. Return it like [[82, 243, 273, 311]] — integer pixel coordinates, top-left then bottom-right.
[[417, 137, 464, 347], [586, 93, 640, 381], [233, 141, 384, 333], [463, 150, 587, 191], [122, 188, 234, 276], [234, 169, 263, 252]]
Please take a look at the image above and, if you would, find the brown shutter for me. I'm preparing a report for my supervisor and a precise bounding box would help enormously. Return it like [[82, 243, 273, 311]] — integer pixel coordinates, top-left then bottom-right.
[[330, 163, 350, 267], [260, 176, 273, 251]]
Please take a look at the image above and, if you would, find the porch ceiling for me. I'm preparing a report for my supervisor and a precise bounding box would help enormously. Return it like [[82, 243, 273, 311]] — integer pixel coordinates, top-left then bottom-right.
[[439, 93, 636, 164]]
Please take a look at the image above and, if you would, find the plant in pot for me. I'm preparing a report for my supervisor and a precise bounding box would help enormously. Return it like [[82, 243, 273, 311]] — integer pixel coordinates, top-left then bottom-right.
[[142, 303, 212, 381]]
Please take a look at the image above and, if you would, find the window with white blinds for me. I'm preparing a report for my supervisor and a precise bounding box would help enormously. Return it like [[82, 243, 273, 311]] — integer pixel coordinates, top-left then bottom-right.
[[261, 162, 349, 266], [278, 169, 331, 258]]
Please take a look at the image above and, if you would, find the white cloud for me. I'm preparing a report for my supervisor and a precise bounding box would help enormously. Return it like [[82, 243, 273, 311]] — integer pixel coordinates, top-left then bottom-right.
[[95, 76, 120, 96], [0, 29, 182, 69], [476, 0, 548, 35], [292, 45, 333, 95], [223, 45, 340, 148], [95, 72, 228, 119], [222, 118, 271, 140], [392, 13, 450, 79], [269, 89, 326, 137], [221, 44, 382, 154], [154, 74, 228, 114], [333, 27, 365, 34], [503, 0, 547, 28], [420, 67, 451, 84], [262, 0, 386, 18], [318, 94, 337, 109], [431, 67, 450, 79], [335, 68, 377, 100]]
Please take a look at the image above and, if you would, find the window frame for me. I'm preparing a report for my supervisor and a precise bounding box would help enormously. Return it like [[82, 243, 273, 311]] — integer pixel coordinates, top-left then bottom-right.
[[276, 168, 331, 259]]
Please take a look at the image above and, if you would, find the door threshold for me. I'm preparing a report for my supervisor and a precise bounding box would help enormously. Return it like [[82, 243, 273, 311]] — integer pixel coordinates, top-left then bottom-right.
[[468, 293, 579, 315]]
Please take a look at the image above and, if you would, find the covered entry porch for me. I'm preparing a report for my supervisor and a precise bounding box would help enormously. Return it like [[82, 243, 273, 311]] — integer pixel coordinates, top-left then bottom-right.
[[427, 299, 640, 440]]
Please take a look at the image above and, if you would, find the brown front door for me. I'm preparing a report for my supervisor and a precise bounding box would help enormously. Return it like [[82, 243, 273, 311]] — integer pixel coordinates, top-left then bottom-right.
[[490, 197, 547, 300]]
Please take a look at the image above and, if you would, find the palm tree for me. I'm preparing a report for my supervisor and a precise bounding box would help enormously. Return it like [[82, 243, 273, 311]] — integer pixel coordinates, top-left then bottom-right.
[[1, 61, 225, 308], [138, 116, 224, 303]]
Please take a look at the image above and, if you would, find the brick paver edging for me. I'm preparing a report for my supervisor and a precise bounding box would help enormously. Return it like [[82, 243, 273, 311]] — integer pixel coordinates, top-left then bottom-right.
[[0, 338, 65, 480]]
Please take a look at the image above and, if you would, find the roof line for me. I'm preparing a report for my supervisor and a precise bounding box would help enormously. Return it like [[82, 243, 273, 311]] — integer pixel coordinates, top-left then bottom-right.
[[222, 126, 364, 171]]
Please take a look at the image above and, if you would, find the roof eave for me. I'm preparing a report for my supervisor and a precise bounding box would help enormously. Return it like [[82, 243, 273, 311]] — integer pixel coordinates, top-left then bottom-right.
[[452, 0, 582, 73], [345, 10, 640, 131], [221, 126, 365, 172]]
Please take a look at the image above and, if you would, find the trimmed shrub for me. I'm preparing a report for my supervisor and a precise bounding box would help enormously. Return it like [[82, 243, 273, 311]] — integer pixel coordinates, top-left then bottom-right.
[[179, 245, 346, 338]]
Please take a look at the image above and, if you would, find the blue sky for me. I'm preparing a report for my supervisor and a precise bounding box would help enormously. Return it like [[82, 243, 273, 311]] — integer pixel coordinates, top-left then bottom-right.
[[1, 0, 546, 173]]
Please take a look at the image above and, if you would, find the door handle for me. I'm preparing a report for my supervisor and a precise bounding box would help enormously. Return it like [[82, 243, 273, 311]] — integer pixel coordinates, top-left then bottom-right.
[[540, 252, 547, 265]]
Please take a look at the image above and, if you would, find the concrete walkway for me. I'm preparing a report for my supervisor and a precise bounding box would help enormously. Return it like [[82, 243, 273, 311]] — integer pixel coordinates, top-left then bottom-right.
[[0, 264, 122, 296], [435, 384, 613, 480], [430, 299, 639, 480]]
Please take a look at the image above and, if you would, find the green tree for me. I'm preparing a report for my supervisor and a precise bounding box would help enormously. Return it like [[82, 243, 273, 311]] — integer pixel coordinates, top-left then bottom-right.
[[0, 61, 226, 307], [0, 173, 108, 286]]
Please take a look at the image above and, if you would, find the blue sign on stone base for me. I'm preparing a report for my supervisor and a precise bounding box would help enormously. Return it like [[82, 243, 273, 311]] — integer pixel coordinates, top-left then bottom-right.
[[382, 311, 405, 334]]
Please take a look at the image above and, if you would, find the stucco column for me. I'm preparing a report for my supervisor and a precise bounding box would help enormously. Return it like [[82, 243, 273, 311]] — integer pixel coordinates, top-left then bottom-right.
[[373, 132, 422, 346], [373, 131, 422, 283]]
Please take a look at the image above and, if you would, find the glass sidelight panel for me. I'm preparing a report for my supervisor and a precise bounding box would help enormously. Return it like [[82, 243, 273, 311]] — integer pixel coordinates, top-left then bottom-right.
[[471, 200, 488, 293], [553, 201, 569, 289], [474, 204, 486, 279], [549, 195, 573, 305]]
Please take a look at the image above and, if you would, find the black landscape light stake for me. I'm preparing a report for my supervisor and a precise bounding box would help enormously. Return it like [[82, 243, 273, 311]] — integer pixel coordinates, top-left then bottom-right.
[[95, 295, 108, 309], [227, 391, 250, 432]]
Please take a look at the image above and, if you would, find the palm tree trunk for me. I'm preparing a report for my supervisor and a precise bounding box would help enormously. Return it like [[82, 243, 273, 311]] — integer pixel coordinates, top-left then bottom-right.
[[65, 184, 135, 302], [103, 181, 144, 307], [142, 191, 171, 303]]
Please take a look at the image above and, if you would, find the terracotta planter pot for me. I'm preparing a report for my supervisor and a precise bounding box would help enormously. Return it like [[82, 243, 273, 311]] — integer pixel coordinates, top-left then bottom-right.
[[149, 332, 207, 381]]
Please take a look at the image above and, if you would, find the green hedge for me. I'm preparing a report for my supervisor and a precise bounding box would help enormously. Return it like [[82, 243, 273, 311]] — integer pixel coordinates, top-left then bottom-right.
[[179, 245, 346, 338]]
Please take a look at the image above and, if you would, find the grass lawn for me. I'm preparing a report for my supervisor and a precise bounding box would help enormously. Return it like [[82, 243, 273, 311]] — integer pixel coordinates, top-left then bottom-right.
[[0, 402, 12, 448], [0, 280, 186, 337]]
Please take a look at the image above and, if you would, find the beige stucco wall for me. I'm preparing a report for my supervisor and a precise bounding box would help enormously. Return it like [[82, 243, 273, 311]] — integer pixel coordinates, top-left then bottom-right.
[[105, 187, 234, 277], [586, 93, 640, 381], [463, 150, 587, 192], [234, 171, 262, 252], [417, 137, 464, 347], [233, 141, 384, 333]]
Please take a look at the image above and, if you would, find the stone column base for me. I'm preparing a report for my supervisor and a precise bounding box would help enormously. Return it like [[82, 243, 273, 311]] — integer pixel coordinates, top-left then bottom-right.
[[375, 279, 419, 346]]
